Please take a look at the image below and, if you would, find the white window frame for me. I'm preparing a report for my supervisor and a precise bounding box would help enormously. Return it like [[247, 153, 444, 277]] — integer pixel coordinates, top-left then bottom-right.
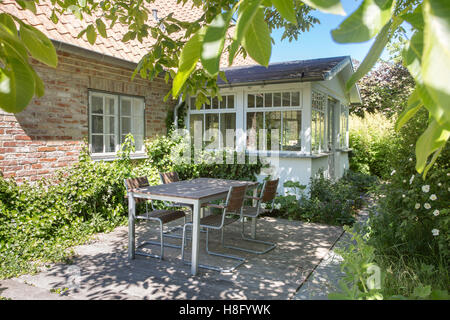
[[187, 94, 237, 150], [88, 90, 146, 159], [244, 89, 303, 152], [311, 90, 327, 154]]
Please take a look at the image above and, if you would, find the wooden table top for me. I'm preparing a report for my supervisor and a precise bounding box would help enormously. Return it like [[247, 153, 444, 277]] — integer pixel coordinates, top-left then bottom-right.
[[132, 178, 259, 200]]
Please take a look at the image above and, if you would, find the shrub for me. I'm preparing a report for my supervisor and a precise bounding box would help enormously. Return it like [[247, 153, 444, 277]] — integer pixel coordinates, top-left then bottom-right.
[[349, 112, 398, 178], [269, 170, 373, 226]]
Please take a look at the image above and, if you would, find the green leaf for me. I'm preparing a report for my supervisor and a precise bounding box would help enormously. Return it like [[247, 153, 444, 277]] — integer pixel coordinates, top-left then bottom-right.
[[400, 4, 424, 30], [96, 19, 107, 38], [421, 0, 450, 129], [301, 0, 346, 16], [172, 27, 206, 97], [346, 21, 392, 92], [242, 7, 272, 66], [16, 0, 37, 14], [18, 22, 58, 68], [0, 13, 17, 36], [331, 0, 394, 43], [272, 0, 298, 24], [30, 68, 45, 98], [228, 0, 262, 66], [0, 58, 35, 113], [395, 89, 423, 131], [402, 31, 424, 82], [86, 24, 97, 45], [201, 11, 233, 76], [78, 0, 87, 7], [415, 120, 450, 175], [412, 285, 432, 299]]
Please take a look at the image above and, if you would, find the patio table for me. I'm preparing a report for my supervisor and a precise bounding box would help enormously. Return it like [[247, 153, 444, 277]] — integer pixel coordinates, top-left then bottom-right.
[[127, 177, 259, 276]]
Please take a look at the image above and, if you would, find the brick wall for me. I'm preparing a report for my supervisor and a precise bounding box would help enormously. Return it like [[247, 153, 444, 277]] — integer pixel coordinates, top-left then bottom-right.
[[0, 50, 175, 183]]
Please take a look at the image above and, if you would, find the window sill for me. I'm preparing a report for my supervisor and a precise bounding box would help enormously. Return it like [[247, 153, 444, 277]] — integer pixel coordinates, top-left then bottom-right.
[[246, 150, 331, 159], [90, 152, 148, 162], [336, 148, 352, 152]]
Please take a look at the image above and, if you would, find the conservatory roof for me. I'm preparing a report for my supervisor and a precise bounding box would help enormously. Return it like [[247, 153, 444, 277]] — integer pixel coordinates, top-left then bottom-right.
[[219, 56, 362, 104]]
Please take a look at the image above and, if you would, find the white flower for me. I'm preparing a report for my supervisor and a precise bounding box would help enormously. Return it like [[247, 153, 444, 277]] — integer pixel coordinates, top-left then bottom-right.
[[391, 169, 396, 176], [408, 158, 413, 161], [402, 194, 406, 198], [260, 203, 267, 209], [424, 203, 431, 210], [403, 180, 406, 183], [437, 183, 442, 187], [447, 173, 450, 177], [415, 203, 421, 209], [432, 229, 439, 236], [409, 175, 415, 185], [430, 194, 437, 201], [433, 210, 440, 216], [422, 185, 430, 193], [274, 203, 281, 210]]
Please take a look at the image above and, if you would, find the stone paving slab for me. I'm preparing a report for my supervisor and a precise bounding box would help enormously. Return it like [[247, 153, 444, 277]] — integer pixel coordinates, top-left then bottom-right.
[[1, 216, 343, 300]]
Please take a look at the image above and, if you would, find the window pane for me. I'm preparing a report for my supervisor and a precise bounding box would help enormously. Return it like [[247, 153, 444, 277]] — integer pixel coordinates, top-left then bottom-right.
[[91, 115, 103, 134], [133, 98, 144, 115], [246, 112, 263, 150], [92, 135, 103, 153], [205, 113, 219, 147], [264, 93, 272, 108], [219, 96, 226, 109], [189, 114, 203, 141], [220, 113, 236, 148], [256, 93, 263, 108], [212, 96, 219, 109], [273, 92, 281, 107], [291, 92, 300, 106], [121, 117, 131, 134], [121, 98, 131, 116], [105, 116, 115, 134], [133, 116, 144, 136], [265, 111, 281, 151], [282, 92, 291, 107], [105, 135, 116, 153], [91, 95, 103, 114], [247, 94, 255, 108], [105, 97, 116, 115], [227, 95, 234, 109], [282, 111, 301, 151]]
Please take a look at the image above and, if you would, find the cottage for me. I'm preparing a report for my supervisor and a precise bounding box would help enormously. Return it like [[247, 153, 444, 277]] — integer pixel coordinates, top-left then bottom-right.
[[185, 57, 361, 193], [0, 1, 362, 190]]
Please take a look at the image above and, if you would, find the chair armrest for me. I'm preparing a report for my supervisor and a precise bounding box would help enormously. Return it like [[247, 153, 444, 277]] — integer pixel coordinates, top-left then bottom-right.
[[202, 203, 226, 209]]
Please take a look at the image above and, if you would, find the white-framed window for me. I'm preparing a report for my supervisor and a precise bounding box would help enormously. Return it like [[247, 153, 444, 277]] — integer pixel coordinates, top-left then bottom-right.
[[246, 90, 302, 151], [340, 104, 349, 148], [188, 95, 236, 149], [311, 90, 326, 153], [89, 91, 145, 156]]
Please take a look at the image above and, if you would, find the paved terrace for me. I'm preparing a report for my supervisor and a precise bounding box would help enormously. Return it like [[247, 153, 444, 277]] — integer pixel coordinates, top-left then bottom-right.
[[1, 217, 344, 300]]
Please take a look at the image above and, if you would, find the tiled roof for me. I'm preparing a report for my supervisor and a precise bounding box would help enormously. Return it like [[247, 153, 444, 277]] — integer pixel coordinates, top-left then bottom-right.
[[1, 0, 253, 67]]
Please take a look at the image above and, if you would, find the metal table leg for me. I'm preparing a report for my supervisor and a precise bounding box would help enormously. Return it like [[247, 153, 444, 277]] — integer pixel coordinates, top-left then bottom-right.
[[128, 192, 136, 260], [191, 200, 201, 275]]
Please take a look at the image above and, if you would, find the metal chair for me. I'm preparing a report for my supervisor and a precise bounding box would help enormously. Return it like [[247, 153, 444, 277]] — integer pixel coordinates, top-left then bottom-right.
[[223, 179, 279, 254], [181, 185, 248, 273], [124, 176, 186, 260]]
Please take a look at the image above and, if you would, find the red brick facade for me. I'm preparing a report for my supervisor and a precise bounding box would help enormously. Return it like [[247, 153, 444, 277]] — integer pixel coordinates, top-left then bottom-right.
[[0, 50, 175, 183]]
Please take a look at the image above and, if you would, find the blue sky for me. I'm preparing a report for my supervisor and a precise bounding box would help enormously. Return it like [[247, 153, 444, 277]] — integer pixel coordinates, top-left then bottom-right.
[[270, 0, 380, 64]]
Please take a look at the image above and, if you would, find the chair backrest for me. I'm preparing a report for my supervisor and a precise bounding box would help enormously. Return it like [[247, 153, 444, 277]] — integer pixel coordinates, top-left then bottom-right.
[[124, 176, 149, 203], [159, 171, 180, 184], [260, 179, 279, 202], [225, 185, 248, 213]]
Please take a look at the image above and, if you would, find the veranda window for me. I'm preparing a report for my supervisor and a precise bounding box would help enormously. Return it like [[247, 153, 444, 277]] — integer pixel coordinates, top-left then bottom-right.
[[188, 95, 236, 149], [89, 91, 145, 155], [311, 91, 326, 153], [246, 91, 302, 151], [340, 104, 349, 148]]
